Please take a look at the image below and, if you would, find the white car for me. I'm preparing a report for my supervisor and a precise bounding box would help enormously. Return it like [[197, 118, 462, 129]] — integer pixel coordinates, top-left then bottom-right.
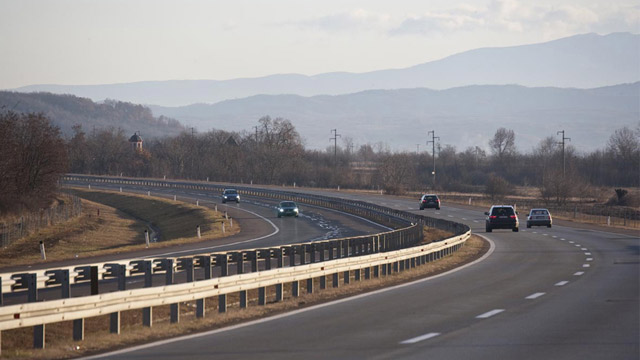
[[526, 208, 552, 228]]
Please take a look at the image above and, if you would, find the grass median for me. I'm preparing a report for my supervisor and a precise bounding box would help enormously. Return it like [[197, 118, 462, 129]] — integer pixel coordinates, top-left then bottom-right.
[[0, 188, 237, 269]]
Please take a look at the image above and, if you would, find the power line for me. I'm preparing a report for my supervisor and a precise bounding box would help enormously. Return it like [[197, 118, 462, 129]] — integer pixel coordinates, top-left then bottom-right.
[[557, 130, 571, 177], [427, 130, 440, 189], [330, 129, 341, 167]]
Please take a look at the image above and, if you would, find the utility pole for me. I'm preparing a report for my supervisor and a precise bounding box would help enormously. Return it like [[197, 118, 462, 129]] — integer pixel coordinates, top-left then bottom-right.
[[330, 129, 341, 167], [557, 130, 571, 177], [416, 144, 420, 154], [427, 130, 440, 190]]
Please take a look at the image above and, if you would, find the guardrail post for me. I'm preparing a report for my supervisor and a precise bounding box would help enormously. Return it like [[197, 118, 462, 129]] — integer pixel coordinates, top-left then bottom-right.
[[292, 280, 299, 297], [216, 254, 229, 277], [327, 241, 334, 260], [287, 246, 296, 267], [232, 252, 247, 308], [250, 251, 258, 272], [299, 245, 306, 265], [274, 248, 284, 302], [307, 277, 314, 294], [178, 258, 194, 283], [310, 244, 316, 263], [261, 249, 272, 270], [318, 243, 326, 262], [130, 260, 153, 326], [22, 273, 44, 349], [196, 255, 213, 280], [104, 264, 126, 334], [89, 266, 99, 295]]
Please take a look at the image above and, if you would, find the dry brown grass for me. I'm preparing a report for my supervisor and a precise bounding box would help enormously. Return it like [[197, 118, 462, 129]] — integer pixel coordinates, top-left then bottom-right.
[[0, 235, 487, 359], [0, 189, 238, 269]]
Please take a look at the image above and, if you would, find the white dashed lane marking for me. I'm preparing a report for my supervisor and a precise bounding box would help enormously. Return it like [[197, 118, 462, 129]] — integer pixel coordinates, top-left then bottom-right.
[[526, 292, 546, 300], [476, 309, 505, 319], [400, 332, 441, 344], [555, 281, 569, 286], [574, 271, 585, 276], [583, 264, 591, 268]]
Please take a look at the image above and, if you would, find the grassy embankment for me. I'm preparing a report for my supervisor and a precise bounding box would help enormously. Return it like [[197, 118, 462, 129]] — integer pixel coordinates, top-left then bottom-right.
[[0, 188, 237, 269]]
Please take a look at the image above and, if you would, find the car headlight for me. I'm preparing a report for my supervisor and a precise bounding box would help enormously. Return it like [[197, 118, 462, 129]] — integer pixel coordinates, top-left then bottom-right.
[[294, 208, 299, 212], [223, 195, 227, 198], [279, 208, 284, 212], [237, 195, 240, 200]]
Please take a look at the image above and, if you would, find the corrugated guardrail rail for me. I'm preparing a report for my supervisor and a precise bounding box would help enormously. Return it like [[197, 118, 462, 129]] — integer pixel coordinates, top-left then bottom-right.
[[0, 175, 470, 353]]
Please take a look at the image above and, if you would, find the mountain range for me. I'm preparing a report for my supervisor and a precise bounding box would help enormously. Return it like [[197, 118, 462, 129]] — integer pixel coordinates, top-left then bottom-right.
[[148, 82, 639, 152], [10, 33, 639, 107], [0, 92, 185, 139]]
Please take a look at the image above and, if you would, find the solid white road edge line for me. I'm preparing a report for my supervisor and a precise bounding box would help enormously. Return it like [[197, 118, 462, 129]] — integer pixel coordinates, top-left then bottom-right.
[[79, 237, 496, 360], [400, 332, 441, 344], [476, 309, 505, 319], [144, 207, 280, 258]]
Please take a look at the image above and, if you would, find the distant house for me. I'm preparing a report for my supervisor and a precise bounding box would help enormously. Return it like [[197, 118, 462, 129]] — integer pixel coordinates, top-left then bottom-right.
[[129, 132, 143, 151]]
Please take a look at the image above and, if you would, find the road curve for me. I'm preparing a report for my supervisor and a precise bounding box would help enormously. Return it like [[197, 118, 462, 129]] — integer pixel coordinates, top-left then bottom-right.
[[87, 190, 639, 360]]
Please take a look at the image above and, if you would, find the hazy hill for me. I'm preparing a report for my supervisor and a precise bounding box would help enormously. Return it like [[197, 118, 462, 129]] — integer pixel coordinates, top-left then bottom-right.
[[0, 92, 185, 139], [149, 83, 640, 152], [11, 33, 639, 107]]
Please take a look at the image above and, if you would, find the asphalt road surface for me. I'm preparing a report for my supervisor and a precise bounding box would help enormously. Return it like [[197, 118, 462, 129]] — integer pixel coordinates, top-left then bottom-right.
[[85, 188, 639, 360]]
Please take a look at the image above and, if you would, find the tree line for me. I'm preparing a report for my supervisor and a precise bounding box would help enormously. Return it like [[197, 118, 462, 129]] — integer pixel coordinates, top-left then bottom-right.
[[1, 111, 637, 215]]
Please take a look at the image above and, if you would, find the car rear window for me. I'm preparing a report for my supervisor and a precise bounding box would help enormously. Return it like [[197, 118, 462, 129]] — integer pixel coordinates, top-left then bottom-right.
[[281, 202, 296, 207], [425, 196, 437, 200], [491, 207, 514, 216], [532, 210, 548, 215]]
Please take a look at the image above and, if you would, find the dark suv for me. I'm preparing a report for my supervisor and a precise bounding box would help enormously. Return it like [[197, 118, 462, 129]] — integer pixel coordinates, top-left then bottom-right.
[[419, 194, 441, 210], [221, 189, 240, 203], [485, 205, 519, 232]]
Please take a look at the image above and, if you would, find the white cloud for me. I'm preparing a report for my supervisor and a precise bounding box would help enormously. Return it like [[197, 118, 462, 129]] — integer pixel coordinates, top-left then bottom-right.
[[388, 0, 635, 38], [289, 8, 391, 32]]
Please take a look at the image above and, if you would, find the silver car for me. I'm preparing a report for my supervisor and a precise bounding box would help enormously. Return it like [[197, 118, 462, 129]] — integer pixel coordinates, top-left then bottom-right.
[[526, 208, 552, 228]]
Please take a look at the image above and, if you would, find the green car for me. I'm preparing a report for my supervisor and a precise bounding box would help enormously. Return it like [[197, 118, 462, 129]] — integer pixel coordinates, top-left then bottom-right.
[[277, 201, 299, 218]]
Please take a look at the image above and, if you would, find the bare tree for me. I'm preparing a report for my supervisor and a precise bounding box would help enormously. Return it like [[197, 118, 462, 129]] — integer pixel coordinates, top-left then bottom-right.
[[0, 112, 67, 214], [489, 128, 516, 159], [485, 173, 510, 201]]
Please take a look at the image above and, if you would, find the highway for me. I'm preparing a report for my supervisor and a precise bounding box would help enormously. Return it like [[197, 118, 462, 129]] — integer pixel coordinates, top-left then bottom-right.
[[1, 183, 391, 305], [85, 188, 639, 360]]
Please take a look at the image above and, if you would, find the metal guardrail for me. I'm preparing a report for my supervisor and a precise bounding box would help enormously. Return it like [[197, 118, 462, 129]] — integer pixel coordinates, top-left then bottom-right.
[[0, 234, 468, 331], [0, 175, 471, 353]]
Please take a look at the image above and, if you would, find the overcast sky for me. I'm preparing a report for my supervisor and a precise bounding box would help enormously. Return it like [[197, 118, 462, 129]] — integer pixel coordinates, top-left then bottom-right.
[[1, 0, 638, 89]]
